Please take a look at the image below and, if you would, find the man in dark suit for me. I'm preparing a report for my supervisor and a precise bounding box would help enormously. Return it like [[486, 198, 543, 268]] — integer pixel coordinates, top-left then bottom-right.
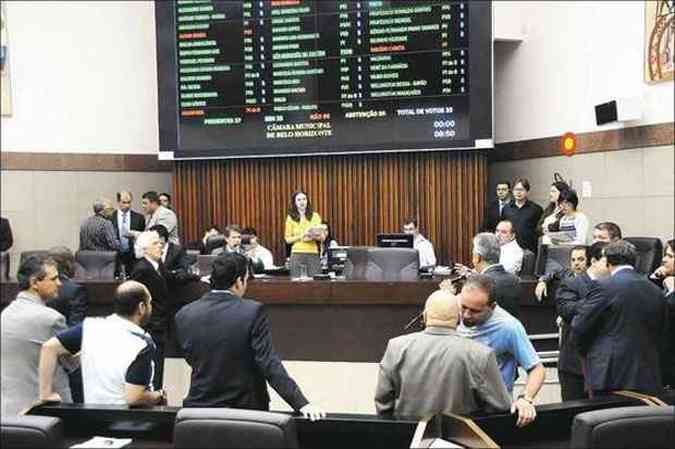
[[554, 242, 608, 401], [572, 240, 667, 396], [148, 225, 199, 289], [479, 181, 512, 233], [653, 239, 674, 388], [455, 233, 521, 318], [175, 253, 324, 420], [111, 191, 145, 275], [44, 247, 89, 403], [0, 216, 13, 252], [131, 230, 172, 390], [45, 247, 88, 327]]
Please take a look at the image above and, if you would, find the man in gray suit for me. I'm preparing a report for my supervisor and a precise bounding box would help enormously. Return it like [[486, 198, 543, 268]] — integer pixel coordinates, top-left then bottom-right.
[[1, 255, 72, 416], [141, 191, 179, 245], [375, 289, 512, 419]]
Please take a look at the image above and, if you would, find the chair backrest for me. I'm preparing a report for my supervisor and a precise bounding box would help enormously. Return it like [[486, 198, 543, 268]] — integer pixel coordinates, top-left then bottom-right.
[[74, 250, 117, 280], [624, 237, 664, 275], [570, 406, 674, 449], [344, 247, 419, 281], [535, 245, 583, 277], [0, 251, 9, 281], [19, 250, 49, 267], [197, 255, 218, 276], [205, 236, 226, 255], [185, 249, 200, 266], [174, 408, 299, 449], [1, 415, 64, 449], [520, 249, 536, 277]]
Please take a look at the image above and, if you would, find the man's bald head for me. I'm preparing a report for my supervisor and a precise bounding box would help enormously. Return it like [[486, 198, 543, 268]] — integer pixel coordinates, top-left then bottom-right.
[[423, 289, 460, 329], [114, 280, 151, 317]]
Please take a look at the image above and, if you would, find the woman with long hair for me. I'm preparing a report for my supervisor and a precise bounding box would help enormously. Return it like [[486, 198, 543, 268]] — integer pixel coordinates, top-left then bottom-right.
[[319, 220, 338, 267], [540, 180, 570, 245], [284, 190, 324, 278]]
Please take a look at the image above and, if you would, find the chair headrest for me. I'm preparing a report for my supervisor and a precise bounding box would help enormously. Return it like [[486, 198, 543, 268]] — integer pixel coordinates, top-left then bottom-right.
[[174, 408, 298, 449]]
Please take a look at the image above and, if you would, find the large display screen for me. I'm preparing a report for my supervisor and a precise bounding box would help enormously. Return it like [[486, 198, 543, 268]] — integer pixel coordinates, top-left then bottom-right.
[[156, 1, 493, 159]]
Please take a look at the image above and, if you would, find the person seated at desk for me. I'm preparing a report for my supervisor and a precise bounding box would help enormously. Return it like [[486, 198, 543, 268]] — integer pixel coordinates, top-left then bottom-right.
[[39, 281, 166, 406], [458, 275, 544, 427], [212, 224, 242, 256], [495, 219, 524, 275], [592, 221, 622, 243], [241, 227, 274, 270], [201, 224, 223, 254], [375, 289, 512, 419], [319, 221, 338, 267], [175, 253, 324, 421], [402, 217, 436, 270]]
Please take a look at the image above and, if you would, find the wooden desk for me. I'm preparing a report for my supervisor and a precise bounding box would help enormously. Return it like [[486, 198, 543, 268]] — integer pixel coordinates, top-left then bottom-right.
[[0, 277, 550, 362]]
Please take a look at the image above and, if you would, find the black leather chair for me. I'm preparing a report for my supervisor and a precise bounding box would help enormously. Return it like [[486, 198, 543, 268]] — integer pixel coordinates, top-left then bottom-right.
[[74, 250, 117, 280], [174, 408, 299, 449], [197, 255, 218, 276], [0, 251, 9, 281], [624, 237, 663, 275], [344, 247, 419, 281], [1, 415, 64, 449], [570, 406, 674, 449], [205, 236, 226, 255], [186, 249, 200, 266], [535, 244, 584, 277], [19, 250, 49, 267], [520, 249, 536, 277]]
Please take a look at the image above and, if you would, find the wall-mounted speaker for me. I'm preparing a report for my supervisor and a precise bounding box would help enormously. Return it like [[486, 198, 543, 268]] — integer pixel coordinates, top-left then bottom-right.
[[595, 97, 642, 126]]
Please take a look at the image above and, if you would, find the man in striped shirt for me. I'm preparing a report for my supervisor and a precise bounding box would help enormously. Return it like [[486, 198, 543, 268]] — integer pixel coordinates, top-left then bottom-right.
[[79, 199, 120, 251]]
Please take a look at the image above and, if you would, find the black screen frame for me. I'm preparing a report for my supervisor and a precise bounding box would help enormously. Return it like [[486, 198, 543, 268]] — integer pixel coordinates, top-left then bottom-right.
[[156, 1, 493, 160]]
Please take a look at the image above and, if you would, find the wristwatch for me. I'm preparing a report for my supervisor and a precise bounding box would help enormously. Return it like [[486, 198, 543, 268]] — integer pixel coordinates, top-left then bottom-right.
[[517, 394, 534, 405]]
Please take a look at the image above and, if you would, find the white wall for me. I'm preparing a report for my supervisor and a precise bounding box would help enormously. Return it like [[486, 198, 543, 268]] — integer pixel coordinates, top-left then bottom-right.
[[494, 1, 674, 143], [0, 1, 158, 154]]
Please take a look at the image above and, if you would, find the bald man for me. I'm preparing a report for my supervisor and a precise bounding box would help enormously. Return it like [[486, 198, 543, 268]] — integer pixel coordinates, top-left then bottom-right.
[[39, 281, 165, 406], [375, 290, 511, 418]]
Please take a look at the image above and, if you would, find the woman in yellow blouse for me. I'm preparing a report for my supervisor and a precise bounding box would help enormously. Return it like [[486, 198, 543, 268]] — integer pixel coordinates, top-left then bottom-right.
[[284, 190, 324, 278]]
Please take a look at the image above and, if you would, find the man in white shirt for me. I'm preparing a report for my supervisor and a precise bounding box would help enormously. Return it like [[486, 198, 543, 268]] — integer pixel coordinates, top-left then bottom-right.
[[242, 227, 275, 270], [39, 281, 166, 406], [402, 218, 437, 269], [495, 220, 524, 275]]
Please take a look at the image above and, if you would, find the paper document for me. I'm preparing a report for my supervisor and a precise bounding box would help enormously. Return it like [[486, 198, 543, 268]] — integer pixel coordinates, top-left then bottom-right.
[[71, 436, 132, 448], [429, 438, 464, 448]]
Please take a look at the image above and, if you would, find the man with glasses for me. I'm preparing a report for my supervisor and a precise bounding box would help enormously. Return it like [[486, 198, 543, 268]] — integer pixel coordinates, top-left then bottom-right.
[[480, 181, 512, 233], [502, 178, 543, 253], [1, 255, 72, 416]]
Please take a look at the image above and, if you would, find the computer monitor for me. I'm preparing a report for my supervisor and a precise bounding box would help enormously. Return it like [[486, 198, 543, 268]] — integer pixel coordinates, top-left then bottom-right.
[[327, 246, 350, 271], [376, 233, 414, 249]]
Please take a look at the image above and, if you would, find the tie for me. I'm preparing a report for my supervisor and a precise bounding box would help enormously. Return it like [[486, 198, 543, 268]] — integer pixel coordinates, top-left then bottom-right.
[[499, 201, 504, 216], [120, 212, 130, 252]]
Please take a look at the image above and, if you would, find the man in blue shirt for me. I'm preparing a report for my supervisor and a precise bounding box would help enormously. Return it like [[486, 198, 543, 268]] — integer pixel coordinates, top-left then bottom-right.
[[457, 274, 545, 427]]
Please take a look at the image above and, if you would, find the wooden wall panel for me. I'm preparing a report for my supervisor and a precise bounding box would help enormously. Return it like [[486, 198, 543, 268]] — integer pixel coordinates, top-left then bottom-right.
[[173, 151, 488, 266]]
